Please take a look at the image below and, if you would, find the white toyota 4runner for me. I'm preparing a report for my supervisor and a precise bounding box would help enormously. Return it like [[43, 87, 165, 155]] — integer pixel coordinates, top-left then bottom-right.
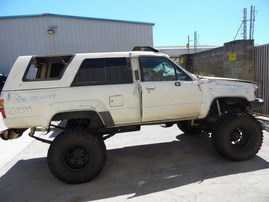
[[0, 47, 265, 184]]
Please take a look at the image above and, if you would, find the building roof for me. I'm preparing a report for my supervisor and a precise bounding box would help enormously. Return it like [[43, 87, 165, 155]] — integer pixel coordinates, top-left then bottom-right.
[[0, 13, 155, 26], [156, 45, 219, 57]]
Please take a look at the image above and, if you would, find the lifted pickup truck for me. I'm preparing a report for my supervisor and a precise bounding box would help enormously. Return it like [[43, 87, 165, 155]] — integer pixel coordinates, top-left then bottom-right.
[[0, 47, 265, 184]]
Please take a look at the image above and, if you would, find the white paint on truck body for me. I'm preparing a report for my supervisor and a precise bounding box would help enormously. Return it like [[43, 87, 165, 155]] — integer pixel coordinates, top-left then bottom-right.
[[0, 51, 258, 130]]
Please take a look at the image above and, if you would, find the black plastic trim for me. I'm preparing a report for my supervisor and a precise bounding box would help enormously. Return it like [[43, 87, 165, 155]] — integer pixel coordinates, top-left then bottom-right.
[[250, 98, 264, 110]]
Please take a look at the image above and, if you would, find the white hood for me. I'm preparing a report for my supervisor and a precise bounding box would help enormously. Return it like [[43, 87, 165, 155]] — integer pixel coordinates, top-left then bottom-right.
[[198, 76, 256, 85], [197, 76, 257, 102]]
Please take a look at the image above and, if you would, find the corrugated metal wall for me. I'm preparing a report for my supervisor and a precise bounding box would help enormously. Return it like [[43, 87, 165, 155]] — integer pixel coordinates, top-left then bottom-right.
[[255, 44, 269, 116], [0, 14, 154, 74]]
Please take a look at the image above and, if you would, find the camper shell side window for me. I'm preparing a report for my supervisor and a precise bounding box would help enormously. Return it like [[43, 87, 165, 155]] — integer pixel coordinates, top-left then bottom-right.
[[23, 55, 73, 81], [72, 57, 133, 86]]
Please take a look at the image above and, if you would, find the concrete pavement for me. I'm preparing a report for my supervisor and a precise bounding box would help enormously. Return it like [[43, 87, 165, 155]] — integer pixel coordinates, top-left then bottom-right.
[[0, 122, 269, 202], [0, 115, 34, 169]]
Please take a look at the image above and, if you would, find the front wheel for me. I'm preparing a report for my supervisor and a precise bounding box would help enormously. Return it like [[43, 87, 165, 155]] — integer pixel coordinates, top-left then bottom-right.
[[212, 113, 263, 161], [47, 128, 106, 184]]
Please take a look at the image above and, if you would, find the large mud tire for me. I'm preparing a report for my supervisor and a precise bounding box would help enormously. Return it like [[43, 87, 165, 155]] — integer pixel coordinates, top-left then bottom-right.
[[47, 128, 106, 184], [212, 113, 263, 161]]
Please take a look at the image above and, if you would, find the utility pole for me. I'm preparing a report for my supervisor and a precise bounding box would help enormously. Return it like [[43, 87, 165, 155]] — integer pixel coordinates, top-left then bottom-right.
[[242, 8, 247, 39], [234, 7, 247, 40], [234, 6, 256, 41], [194, 31, 197, 53], [249, 5, 255, 39], [187, 35, 190, 54]]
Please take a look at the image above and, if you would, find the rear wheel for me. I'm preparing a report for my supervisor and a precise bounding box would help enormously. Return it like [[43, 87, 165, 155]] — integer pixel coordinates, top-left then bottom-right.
[[47, 128, 106, 184], [212, 112, 263, 161]]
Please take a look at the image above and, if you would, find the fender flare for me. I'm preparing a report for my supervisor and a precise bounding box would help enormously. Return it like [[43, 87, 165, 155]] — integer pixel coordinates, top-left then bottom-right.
[[51, 110, 115, 128]]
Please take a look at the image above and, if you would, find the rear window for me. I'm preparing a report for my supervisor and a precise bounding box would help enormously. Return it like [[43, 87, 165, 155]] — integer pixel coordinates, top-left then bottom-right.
[[23, 55, 73, 81], [72, 57, 133, 86]]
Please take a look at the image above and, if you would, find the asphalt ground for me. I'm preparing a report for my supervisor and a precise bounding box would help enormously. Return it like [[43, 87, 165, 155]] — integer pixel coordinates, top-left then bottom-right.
[[0, 117, 269, 202]]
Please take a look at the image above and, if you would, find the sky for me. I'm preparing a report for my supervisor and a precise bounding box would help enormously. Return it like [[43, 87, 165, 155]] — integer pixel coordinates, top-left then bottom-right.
[[0, 0, 268, 47]]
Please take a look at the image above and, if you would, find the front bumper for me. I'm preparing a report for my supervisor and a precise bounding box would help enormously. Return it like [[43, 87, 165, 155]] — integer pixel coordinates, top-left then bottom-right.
[[250, 98, 264, 110]]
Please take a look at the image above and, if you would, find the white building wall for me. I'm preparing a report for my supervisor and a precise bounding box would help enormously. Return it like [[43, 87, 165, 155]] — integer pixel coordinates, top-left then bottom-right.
[[0, 14, 154, 74]]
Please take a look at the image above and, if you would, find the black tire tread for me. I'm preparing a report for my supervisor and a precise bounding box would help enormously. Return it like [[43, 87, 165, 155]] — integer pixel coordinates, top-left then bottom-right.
[[47, 128, 106, 184], [212, 112, 263, 161]]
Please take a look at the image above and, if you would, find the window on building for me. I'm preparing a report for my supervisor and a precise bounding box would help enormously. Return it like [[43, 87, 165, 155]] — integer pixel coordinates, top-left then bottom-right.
[[23, 55, 73, 81], [139, 56, 192, 82], [72, 57, 133, 86]]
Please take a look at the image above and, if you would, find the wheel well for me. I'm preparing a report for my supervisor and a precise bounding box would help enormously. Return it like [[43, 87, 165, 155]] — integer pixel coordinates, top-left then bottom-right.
[[208, 97, 250, 118], [197, 97, 251, 132], [51, 111, 106, 130]]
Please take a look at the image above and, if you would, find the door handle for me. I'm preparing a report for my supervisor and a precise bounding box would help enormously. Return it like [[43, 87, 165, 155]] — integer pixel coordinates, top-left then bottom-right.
[[175, 82, 181, 86], [146, 86, 156, 90]]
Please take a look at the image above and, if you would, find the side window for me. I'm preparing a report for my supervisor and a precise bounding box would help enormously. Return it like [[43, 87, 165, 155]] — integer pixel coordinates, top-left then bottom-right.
[[139, 57, 192, 82], [23, 55, 72, 81], [72, 57, 132, 86]]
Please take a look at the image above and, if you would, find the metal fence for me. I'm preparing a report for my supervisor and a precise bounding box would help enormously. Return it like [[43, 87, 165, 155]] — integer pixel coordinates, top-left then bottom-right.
[[255, 44, 269, 116]]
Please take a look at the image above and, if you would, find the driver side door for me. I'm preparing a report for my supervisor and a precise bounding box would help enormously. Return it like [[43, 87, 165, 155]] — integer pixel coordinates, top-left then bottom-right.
[[139, 56, 202, 122]]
